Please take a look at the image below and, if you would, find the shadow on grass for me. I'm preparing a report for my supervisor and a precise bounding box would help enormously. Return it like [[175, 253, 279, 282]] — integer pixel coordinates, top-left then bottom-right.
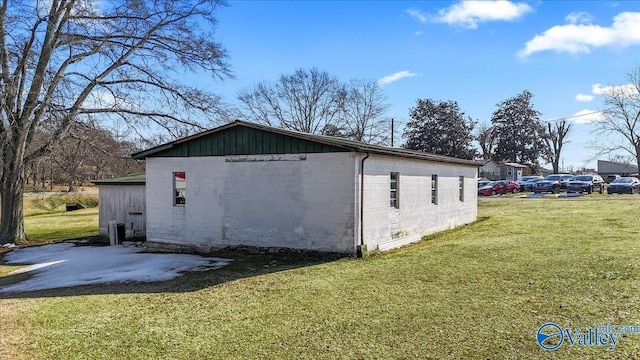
[[1, 215, 495, 299], [0, 247, 348, 299]]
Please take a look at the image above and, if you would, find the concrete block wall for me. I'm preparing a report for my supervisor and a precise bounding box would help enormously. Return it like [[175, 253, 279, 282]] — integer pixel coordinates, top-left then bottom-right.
[[361, 154, 478, 251], [145, 153, 357, 253]]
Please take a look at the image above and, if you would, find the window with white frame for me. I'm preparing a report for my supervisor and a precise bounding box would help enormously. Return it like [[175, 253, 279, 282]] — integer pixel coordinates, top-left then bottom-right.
[[174, 172, 186, 206], [431, 174, 438, 205], [390, 172, 399, 208]]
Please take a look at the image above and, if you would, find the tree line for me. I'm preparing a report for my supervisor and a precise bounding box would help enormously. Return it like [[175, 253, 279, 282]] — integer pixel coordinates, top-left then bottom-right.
[[25, 122, 144, 192], [1, 1, 639, 244], [237, 71, 572, 174], [23, 74, 574, 191]]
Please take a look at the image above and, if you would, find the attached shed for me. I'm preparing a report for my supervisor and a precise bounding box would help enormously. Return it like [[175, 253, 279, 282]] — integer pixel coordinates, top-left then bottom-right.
[[93, 173, 146, 239], [132, 121, 482, 255]]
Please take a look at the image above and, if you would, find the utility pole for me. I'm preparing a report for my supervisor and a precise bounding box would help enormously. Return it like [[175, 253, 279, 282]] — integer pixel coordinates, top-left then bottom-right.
[[391, 118, 394, 147]]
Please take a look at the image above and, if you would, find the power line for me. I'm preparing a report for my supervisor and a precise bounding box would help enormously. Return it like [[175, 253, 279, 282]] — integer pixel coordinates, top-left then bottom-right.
[[542, 109, 610, 123]]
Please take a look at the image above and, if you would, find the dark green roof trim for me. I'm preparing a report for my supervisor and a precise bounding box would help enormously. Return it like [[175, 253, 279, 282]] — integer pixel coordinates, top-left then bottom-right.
[[133, 123, 347, 158], [131, 143, 174, 160], [92, 173, 146, 185], [132, 120, 483, 167]]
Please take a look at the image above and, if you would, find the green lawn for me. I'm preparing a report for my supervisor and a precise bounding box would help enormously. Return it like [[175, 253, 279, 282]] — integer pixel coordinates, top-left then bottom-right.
[[1, 196, 640, 359], [23, 208, 98, 244]]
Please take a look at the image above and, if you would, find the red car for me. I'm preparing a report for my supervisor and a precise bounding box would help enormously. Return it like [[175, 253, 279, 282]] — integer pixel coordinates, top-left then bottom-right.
[[478, 180, 520, 196]]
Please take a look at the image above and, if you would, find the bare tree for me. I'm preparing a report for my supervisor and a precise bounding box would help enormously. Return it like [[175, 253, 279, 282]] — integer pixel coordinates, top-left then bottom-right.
[[545, 120, 572, 173], [476, 122, 496, 161], [51, 132, 90, 193], [340, 79, 391, 145], [237, 68, 345, 134], [0, 0, 231, 244], [592, 67, 640, 171], [45, 122, 145, 191]]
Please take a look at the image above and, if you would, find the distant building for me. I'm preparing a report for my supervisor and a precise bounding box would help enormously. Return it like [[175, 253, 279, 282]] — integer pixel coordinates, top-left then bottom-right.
[[597, 160, 639, 177], [479, 160, 500, 180], [538, 167, 554, 176], [479, 160, 530, 180], [498, 163, 530, 181]]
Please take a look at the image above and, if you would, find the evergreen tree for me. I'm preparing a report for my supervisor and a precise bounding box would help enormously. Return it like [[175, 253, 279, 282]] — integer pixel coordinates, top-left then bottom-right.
[[491, 90, 549, 172], [403, 99, 477, 160]]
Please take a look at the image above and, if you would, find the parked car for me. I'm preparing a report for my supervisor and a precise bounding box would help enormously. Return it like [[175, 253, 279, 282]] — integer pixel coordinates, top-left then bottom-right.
[[478, 180, 491, 188], [606, 177, 640, 194], [516, 176, 543, 190], [523, 177, 544, 192], [533, 174, 575, 194], [566, 174, 605, 194], [606, 174, 621, 184], [478, 181, 520, 196]]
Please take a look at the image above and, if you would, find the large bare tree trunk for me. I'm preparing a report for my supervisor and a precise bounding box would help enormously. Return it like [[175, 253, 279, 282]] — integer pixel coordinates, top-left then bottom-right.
[[1, 1, 231, 245], [636, 146, 640, 175], [0, 147, 27, 244]]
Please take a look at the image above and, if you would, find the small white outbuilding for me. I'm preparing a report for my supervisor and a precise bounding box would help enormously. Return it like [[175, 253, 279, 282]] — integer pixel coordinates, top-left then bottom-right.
[[132, 121, 482, 255], [93, 173, 146, 239]]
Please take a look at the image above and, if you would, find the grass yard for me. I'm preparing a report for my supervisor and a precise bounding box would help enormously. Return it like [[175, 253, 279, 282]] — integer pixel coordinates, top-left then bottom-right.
[[23, 193, 99, 218], [1, 196, 640, 359], [19, 193, 99, 246], [23, 208, 98, 244]]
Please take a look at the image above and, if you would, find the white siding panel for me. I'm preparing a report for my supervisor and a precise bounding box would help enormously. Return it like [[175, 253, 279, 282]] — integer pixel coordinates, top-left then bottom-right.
[[98, 185, 146, 237]]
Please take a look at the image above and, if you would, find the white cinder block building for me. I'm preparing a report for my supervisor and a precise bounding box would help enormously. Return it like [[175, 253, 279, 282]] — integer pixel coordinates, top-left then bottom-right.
[[132, 121, 482, 255]]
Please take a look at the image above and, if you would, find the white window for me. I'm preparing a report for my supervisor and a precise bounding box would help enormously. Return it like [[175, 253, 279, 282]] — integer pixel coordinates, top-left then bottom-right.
[[459, 176, 464, 202], [174, 172, 186, 206], [431, 175, 438, 205], [390, 172, 399, 208]]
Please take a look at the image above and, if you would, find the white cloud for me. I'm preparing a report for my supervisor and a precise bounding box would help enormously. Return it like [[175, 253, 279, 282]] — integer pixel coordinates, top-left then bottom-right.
[[414, 30, 423, 36], [407, 9, 428, 23], [565, 11, 594, 25], [434, 0, 533, 29], [377, 71, 419, 86], [519, 12, 640, 57], [592, 83, 637, 96], [575, 93, 594, 102]]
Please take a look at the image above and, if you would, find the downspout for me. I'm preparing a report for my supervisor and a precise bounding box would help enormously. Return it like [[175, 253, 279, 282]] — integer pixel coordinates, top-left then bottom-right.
[[357, 152, 369, 258]]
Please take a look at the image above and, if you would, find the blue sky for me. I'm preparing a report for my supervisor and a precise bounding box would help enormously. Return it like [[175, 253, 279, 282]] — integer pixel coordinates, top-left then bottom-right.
[[205, 1, 640, 170]]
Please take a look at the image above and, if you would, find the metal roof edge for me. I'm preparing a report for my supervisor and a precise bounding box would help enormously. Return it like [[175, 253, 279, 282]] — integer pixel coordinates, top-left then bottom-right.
[[92, 173, 146, 185], [131, 143, 174, 160], [362, 148, 483, 167]]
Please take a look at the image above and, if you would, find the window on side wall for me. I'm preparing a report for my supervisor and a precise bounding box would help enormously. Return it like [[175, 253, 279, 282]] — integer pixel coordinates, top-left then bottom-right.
[[431, 174, 438, 205], [459, 176, 464, 202], [174, 172, 186, 206], [390, 172, 399, 209]]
